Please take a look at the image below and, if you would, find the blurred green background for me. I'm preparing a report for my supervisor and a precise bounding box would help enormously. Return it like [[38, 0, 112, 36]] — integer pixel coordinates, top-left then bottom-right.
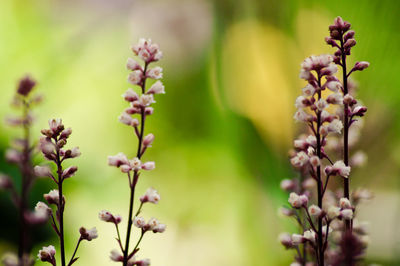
[[0, 0, 400, 265]]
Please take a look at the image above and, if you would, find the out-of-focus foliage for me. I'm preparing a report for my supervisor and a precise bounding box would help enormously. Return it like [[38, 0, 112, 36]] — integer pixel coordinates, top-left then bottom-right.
[[0, 0, 400, 265]]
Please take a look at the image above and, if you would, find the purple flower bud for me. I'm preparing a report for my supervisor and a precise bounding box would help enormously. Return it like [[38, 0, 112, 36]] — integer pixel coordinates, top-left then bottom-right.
[[17, 75, 36, 96], [0, 174, 13, 190], [343, 30, 355, 41], [352, 106, 367, 117], [353, 61, 370, 71], [60, 128, 72, 139], [344, 39, 356, 49], [62, 166, 78, 179]]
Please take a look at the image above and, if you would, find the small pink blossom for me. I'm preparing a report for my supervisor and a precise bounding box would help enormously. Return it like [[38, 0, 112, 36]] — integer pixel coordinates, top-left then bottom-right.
[[147, 81, 165, 94], [140, 187, 160, 204], [146, 67, 163, 79]]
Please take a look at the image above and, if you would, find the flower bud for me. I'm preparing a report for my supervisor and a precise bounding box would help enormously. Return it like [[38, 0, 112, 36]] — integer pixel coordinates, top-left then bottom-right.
[[340, 209, 353, 220], [280, 179, 295, 191], [126, 58, 142, 71], [34, 165, 53, 178], [143, 133, 155, 147], [344, 39, 356, 49], [79, 227, 98, 241], [60, 128, 72, 139], [110, 249, 123, 262], [44, 189, 61, 205], [17, 75, 36, 96], [308, 205, 322, 217], [291, 234, 305, 245], [279, 233, 293, 248], [62, 166, 78, 179], [127, 70, 143, 85], [146, 67, 163, 79], [353, 61, 369, 71], [134, 216, 146, 228], [0, 174, 13, 190], [339, 198, 352, 209], [147, 81, 165, 94], [99, 210, 114, 223], [141, 161, 155, 170], [122, 88, 139, 102], [140, 187, 161, 204], [37, 245, 56, 263]]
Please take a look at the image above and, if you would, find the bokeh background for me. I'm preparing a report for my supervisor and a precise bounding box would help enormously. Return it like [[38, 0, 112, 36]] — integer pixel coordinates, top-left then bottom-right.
[[1, 0, 400, 265]]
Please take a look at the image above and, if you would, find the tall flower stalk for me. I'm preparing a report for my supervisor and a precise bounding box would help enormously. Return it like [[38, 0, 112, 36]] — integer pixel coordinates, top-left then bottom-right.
[[279, 17, 370, 266], [325, 16, 369, 231], [35, 119, 97, 266], [0, 75, 44, 266], [100, 38, 166, 266]]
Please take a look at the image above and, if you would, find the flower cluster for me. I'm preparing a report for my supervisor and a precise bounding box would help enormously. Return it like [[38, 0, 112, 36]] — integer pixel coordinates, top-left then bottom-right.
[[0, 75, 45, 264], [101, 38, 166, 265], [35, 119, 97, 265], [280, 17, 371, 265]]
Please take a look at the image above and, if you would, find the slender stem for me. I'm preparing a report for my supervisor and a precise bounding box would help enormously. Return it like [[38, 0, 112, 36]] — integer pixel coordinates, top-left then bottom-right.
[[316, 76, 324, 266], [134, 202, 144, 217], [115, 223, 124, 252], [56, 142, 66, 266], [123, 63, 148, 266], [340, 37, 351, 232], [322, 174, 331, 197], [304, 207, 317, 233], [67, 237, 82, 266], [18, 99, 31, 258], [130, 230, 145, 258]]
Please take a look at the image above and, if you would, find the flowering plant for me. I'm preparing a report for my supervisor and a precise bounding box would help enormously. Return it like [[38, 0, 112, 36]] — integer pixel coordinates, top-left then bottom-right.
[[0, 75, 44, 265], [280, 17, 371, 266], [35, 119, 97, 265], [100, 38, 166, 266]]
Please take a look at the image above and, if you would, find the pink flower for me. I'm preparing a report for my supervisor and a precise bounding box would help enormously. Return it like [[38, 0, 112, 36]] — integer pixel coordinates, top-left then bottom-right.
[[37, 245, 56, 263], [332, 160, 351, 178], [123, 89, 139, 102], [140, 187, 160, 204], [141, 161, 155, 171], [34, 165, 52, 178], [146, 67, 163, 79], [44, 189, 61, 205], [288, 192, 308, 208], [308, 205, 322, 217], [127, 70, 143, 85], [134, 216, 146, 228], [108, 152, 129, 167], [110, 249, 123, 262], [147, 81, 165, 94], [79, 227, 98, 241], [126, 58, 142, 71], [143, 133, 155, 147]]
